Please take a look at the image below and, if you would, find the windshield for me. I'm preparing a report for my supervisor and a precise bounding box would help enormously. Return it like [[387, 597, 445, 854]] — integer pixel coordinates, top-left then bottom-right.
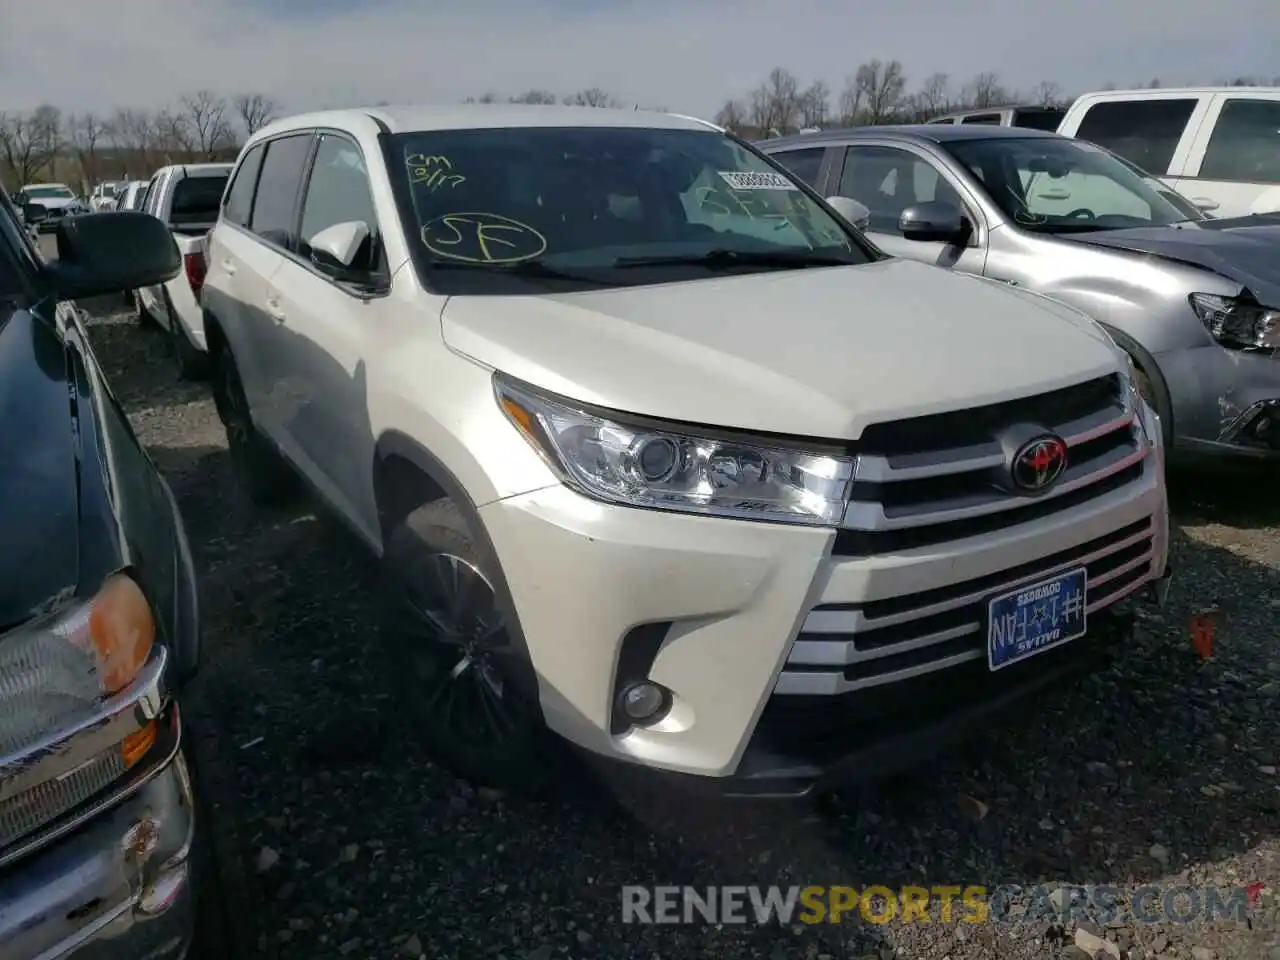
[[388, 125, 871, 294], [25, 186, 73, 199], [943, 136, 1189, 234]]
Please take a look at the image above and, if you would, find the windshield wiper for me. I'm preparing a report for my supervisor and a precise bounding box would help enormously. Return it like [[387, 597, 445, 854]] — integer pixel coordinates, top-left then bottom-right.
[[424, 259, 614, 284], [612, 249, 861, 269]]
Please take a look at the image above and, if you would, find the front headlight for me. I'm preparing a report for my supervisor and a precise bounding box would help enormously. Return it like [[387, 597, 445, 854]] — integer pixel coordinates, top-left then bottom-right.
[[495, 375, 854, 525], [0, 573, 155, 755], [1190, 293, 1280, 352]]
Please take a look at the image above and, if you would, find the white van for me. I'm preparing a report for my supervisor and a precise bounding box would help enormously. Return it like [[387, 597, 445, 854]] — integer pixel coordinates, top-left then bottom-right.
[[1057, 87, 1280, 218]]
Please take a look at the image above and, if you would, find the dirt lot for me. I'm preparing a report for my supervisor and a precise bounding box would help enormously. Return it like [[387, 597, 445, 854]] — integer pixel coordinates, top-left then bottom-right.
[[78, 290, 1280, 960]]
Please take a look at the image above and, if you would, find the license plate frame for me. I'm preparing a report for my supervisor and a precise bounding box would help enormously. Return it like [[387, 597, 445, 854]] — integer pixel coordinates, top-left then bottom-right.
[[987, 567, 1088, 671]]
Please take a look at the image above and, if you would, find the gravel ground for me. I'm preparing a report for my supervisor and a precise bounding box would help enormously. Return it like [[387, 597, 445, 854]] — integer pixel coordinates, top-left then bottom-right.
[[78, 294, 1280, 960]]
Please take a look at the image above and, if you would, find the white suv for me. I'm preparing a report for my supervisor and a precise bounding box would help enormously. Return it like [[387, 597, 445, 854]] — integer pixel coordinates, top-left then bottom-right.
[[201, 105, 1171, 797]]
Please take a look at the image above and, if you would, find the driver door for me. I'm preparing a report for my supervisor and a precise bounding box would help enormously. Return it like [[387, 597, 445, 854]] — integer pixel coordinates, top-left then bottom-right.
[[831, 144, 988, 275]]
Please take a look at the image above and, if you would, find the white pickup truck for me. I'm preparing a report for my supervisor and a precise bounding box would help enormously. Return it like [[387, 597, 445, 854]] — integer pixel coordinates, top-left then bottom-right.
[[136, 163, 233, 378]]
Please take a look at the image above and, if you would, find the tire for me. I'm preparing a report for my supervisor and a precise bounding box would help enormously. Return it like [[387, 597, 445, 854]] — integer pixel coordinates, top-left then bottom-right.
[[381, 498, 552, 793], [212, 344, 298, 507], [165, 290, 209, 380], [135, 289, 157, 328]]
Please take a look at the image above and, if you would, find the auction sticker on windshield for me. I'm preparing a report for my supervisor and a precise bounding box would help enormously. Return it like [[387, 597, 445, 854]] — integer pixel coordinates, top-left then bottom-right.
[[718, 171, 798, 191], [987, 567, 1087, 671]]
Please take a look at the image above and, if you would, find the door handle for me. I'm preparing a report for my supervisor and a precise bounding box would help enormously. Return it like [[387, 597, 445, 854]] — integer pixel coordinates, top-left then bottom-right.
[[220, 259, 236, 276], [266, 299, 286, 323]]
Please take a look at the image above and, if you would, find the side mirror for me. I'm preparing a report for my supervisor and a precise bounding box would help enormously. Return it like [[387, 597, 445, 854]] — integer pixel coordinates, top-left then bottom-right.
[[23, 202, 50, 223], [308, 220, 370, 271], [825, 196, 871, 231], [898, 201, 970, 243], [46, 211, 181, 301]]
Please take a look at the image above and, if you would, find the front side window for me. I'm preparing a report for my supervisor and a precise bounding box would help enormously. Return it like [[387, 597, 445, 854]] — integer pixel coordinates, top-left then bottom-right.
[[249, 133, 314, 249], [836, 145, 967, 233], [770, 147, 826, 188], [1199, 98, 1280, 184], [298, 134, 383, 277], [1073, 98, 1197, 174], [945, 136, 1188, 234], [387, 125, 872, 294]]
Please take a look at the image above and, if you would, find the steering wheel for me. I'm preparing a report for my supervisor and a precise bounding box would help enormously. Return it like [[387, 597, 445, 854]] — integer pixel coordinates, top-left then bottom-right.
[[1065, 207, 1097, 220]]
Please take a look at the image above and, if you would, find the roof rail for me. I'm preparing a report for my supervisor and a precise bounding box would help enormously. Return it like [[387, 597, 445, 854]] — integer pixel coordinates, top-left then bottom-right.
[[667, 112, 724, 133]]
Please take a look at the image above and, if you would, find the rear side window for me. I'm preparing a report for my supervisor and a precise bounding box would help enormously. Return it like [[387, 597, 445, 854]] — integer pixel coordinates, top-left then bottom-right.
[[1073, 99, 1197, 174], [770, 147, 825, 187], [223, 145, 265, 227], [250, 134, 313, 249], [170, 174, 231, 225], [1199, 98, 1280, 184], [961, 113, 1003, 125]]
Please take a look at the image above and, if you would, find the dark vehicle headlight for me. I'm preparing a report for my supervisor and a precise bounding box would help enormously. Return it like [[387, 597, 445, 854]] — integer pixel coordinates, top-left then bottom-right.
[[1191, 293, 1280, 352]]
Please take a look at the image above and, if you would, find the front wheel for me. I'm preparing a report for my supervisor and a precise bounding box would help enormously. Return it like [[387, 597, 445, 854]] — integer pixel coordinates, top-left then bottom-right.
[[381, 499, 551, 793]]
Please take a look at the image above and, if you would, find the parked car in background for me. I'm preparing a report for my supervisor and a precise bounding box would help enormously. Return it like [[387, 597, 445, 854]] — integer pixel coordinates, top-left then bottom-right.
[[758, 125, 1280, 465], [0, 186, 203, 959], [1056, 86, 1280, 217], [88, 181, 121, 212], [116, 179, 150, 212], [926, 104, 1067, 131], [136, 162, 233, 378], [201, 105, 1169, 798], [13, 183, 84, 232]]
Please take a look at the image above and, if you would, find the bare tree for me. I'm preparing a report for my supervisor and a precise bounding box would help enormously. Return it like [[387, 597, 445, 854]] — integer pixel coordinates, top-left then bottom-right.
[[714, 99, 748, 134], [837, 74, 864, 126], [564, 88, 618, 108], [233, 93, 278, 137], [463, 92, 500, 104], [907, 72, 951, 121], [964, 72, 1008, 109], [180, 91, 233, 159], [748, 67, 801, 136], [1031, 80, 1062, 107], [106, 108, 161, 173], [855, 59, 908, 124], [509, 89, 557, 104], [153, 108, 194, 160], [0, 106, 62, 187], [66, 112, 107, 189], [798, 80, 830, 128]]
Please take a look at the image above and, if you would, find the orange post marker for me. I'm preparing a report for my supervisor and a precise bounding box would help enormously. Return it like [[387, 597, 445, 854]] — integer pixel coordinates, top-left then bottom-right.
[[1190, 609, 1217, 659]]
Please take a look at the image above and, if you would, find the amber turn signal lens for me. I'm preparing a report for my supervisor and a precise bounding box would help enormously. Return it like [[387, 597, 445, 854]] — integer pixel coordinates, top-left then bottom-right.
[[121, 719, 158, 768], [88, 575, 156, 694]]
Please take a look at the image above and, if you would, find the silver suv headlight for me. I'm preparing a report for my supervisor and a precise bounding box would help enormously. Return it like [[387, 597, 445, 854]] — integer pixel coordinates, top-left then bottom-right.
[[495, 375, 854, 525]]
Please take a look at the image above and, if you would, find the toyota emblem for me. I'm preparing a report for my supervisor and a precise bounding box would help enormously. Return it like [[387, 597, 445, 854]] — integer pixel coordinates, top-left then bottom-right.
[[1011, 435, 1068, 492]]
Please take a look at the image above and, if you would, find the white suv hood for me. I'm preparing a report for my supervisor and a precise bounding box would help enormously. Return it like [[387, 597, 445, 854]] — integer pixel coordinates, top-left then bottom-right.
[[440, 258, 1122, 440]]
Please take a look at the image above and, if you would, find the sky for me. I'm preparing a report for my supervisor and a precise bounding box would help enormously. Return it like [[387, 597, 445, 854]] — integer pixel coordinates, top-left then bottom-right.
[[2, 0, 1277, 120]]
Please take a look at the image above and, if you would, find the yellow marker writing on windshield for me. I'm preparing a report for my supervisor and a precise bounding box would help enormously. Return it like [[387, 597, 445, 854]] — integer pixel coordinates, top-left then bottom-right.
[[407, 153, 466, 190], [421, 212, 547, 264]]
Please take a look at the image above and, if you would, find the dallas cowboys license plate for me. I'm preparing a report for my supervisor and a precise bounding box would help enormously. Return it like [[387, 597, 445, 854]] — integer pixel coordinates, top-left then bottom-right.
[[987, 567, 1087, 671]]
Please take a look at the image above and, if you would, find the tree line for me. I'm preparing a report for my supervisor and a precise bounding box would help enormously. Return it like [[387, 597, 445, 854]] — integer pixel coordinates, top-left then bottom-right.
[[4, 65, 1278, 191], [711, 64, 1280, 137], [0, 91, 278, 190]]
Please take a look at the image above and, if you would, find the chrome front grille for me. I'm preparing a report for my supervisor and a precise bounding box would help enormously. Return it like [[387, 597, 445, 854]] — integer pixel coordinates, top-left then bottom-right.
[[835, 375, 1145, 555], [777, 516, 1155, 695], [0, 748, 124, 848]]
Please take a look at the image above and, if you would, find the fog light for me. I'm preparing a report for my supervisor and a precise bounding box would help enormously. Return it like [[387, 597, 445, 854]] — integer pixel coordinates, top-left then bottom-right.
[[619, 681, 670, 726]]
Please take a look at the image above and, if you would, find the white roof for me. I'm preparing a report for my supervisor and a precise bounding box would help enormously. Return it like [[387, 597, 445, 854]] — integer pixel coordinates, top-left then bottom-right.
[[254, 103, 720, 139], [1077, 85, 1280, 98]]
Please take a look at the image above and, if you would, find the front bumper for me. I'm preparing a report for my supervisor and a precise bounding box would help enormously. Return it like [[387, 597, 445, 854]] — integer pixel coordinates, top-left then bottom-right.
[[478, 443, 1169, 787], [0, 746, 196, 960], [1159, 343, 1280, 462]]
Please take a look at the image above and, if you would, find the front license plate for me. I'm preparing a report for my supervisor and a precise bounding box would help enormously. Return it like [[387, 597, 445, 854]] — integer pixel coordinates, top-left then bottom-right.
[[987, 567, 1087, 671]]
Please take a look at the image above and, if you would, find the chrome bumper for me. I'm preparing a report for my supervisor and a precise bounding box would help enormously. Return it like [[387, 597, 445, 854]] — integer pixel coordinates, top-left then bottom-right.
[[0, 749, 196, 960]]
